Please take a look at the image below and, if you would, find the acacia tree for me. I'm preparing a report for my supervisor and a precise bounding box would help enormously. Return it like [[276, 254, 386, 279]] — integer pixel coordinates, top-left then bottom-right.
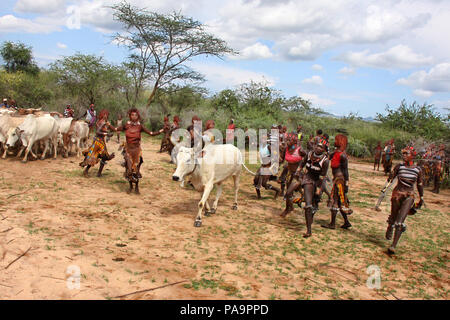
[[0, 41, 39, 75], [111, 1, 236, 107], [50, 53, 125, 106]]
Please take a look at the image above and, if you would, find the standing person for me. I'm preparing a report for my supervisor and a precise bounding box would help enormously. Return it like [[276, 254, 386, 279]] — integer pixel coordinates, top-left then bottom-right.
[[253, 132, 281, 199], [116, 114, 123, 143], [307, 134, 315, 151], [79, 109, 115, 177], [63, 104, 75, 118], [383, 139, 395, 175], [282, 138, 329, 238], [322, 134, 353, 230], [165, 115, 180, 156], [158, 115, 171, 153], [384, 146, 424, 254], [202, 120, 216, 146], [431, 144, 445, 194], [115, 108, 164, 194], [172, 115, 180, 131], [296, 125, 303, 142], [278, 133, 306, 199], [226, 119, 236, 144], [187, 115, 202, 148], [314, 129, 324, 145], [10, 99, 17, 110], [0, 98, 9, 108], [374, 141, 382, 171], [80, 103, 97, 138], [205, 119, 215, 131]]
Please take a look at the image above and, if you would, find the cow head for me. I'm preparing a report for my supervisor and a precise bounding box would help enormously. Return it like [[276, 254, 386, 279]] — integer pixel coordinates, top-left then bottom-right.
[[172, 147, 196, 182], [5, 127, 23, 148]]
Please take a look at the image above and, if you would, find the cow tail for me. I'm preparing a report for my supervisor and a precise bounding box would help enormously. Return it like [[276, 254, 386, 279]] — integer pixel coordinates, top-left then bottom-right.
[[242, 163, 256, 176]]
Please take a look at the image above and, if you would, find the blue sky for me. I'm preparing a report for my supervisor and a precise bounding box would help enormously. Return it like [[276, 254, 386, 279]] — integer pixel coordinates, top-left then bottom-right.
[[1, 0, 449, 117]]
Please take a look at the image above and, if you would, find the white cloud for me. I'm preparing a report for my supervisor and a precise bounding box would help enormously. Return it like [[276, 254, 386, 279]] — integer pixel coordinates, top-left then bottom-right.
[[397, 63, 450, 97], [208, 0, 434, 61], [231, 42, 273, 60], [0, 14, 61, 34], [14, 0, 65, 14], [312, 64, 323, 71], [302, 75, 323, 85], [338, 45, 433, 69], [189, 62, 276, 89], [56, 42, 67, 49], [413, 89, 434, 98], [4, 0, 450, 71], [338, 67, 356, 75], [300, 92, 335, 107]]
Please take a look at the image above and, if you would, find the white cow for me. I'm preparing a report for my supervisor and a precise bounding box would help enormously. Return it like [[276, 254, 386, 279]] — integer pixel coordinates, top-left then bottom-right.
[[6, 114, 59, 162], [172, 143, 246, 227], [0, 114, 26, 158], [53, 116, 74, 157], [70, 120, 89, 156], [169, 133, 191, 165], [0, 109, 15, 115]]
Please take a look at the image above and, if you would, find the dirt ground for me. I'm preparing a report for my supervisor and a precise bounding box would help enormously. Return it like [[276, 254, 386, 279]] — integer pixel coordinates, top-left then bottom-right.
[[0, 136, 448, 300]]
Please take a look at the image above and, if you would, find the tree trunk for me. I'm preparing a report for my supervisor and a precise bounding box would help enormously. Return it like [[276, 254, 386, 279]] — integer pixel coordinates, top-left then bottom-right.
[[146, 85, 157, 108]]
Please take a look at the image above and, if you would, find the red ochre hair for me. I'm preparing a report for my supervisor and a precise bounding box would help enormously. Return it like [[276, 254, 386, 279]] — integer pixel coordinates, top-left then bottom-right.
[[288, 133, 298, 143], [191, 115, 201, 123], [127, 108, 141, 120], [334, 134, 348, 150], [205, 119, 215, 130], [97, 109, 109, 121], [402, 146, 417, 157], [173, 115, 180, 123], [317, 137, 329, 148]]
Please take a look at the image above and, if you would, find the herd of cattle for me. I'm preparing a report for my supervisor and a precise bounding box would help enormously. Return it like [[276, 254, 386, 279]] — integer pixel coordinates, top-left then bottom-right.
[[0, 107, 89, 162], [0, 106, 246, 227]]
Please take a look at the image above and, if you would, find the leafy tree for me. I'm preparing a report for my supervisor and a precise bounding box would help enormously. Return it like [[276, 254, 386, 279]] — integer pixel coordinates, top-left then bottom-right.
[[111, 1, 236, 107], [211, 89, 239, 114], [49, 53, 125, 106], [121, 54, 149, 108], [236, 81, 285, 117], [153, 84, 208, 115], [376, 100, 449, 140], [0, 41, 39, 75], [0, 70, 52, 107]]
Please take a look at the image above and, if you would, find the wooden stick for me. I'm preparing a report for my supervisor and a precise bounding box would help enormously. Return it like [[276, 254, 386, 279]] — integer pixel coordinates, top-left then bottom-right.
[[6, 188, 32, 199], [374, 290, 390, 300], [41, 275, 65, 281], [1, 227, 13, 233], [113, 280, 188, 299], [318, 263, 361, 280], [0, 283, 13, 288], [328, 269, 357, 283], [4, 247, 31, 270], [304, 277, 334, 291], [390, 292, 401, 300]]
